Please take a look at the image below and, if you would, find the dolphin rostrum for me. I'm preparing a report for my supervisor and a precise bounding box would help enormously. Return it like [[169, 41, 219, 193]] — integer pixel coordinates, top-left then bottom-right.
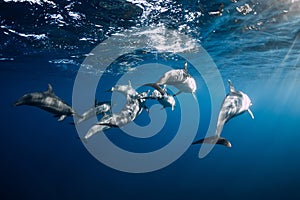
[[14, 84, 79, 121], [193, 80, 254, 147]]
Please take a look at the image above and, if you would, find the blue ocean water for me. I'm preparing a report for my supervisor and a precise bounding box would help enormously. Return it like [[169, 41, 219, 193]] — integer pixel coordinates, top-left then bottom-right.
[[1, 0, 300, 199]]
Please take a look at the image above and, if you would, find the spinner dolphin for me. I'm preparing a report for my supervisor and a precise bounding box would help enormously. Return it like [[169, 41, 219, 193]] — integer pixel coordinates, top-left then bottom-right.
[[147, 62, 197, 98], [14, 84, 78, 121], [193, 80, 254, 147]]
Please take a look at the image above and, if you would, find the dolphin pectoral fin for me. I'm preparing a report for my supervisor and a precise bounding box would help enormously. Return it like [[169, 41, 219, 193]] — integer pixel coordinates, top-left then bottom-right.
[[248, 109, 254, 119], [58, 115, 67, 121], [192, 136, 232, 148]]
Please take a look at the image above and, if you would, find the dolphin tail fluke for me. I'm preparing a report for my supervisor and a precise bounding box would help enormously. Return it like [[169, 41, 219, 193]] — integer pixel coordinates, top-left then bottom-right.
[[143, 83, 158, 88], [173, 91, 182, 97], [192, 136, 213, 145], [192, 136, 232, 148], [143, 83, 166, 95]]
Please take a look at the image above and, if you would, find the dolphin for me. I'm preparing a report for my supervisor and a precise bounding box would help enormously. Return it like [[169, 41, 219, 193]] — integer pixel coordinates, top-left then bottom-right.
[[192, 80, 254, 147], [108, 80, 149, 114], [76, 101, 111, 124], [82, 81, 145, 141], [154, 62, 197, 98], [142, 83, 176, 110], [108, 80, 137, 99], [14, 84, 78, 121]]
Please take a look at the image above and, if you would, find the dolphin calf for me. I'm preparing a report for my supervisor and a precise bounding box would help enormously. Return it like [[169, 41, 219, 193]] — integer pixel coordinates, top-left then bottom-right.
[[142, 83, 176, 110], [14, 84, 78, 121], [193, 80, 254, 147], [83, 81, 145, 141], [154, 62, 197, 97]]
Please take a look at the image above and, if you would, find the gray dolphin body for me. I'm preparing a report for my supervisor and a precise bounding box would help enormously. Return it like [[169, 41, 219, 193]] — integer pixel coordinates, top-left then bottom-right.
[[193, 80, 254, 147], [155, 62, 197, 97], [83, 81, 145, 141], [14, 84, 77, 121]]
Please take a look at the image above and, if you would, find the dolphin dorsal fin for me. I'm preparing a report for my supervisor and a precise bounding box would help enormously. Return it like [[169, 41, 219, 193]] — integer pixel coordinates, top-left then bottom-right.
[[228, 80, 236, 93], [47, 84, 54, 94], [183, 62, 188, 72]]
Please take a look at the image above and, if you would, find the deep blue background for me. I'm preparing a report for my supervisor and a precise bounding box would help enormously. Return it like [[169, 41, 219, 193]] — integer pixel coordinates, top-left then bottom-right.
[[1, 0, 300, 199]]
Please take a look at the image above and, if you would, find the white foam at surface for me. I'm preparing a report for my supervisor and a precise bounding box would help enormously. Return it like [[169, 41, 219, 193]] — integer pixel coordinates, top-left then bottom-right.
[[5, 28, 47, 40], [68, 12, 85, 20], [3, 0, 56, 7], [133, 24, 198, 53]]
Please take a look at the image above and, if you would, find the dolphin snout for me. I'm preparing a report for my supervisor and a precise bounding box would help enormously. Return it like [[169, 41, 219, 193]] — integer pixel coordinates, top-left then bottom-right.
[[105, 88, 113, 92], [14, 100, 23, 106]]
